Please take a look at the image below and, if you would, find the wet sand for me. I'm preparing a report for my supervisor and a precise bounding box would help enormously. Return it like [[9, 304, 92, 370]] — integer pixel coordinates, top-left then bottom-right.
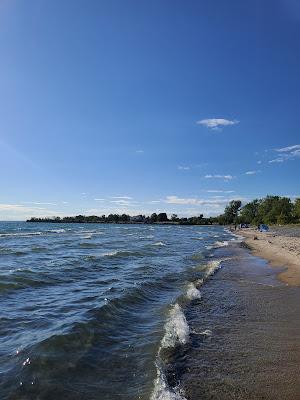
[[240, 228, 300, 286], [178, 244, 300, 399]]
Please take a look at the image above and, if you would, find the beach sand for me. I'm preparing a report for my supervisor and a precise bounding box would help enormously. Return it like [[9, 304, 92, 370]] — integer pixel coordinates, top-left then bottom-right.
[[181, 244, 300, 399], [240, 227, 300, 286]]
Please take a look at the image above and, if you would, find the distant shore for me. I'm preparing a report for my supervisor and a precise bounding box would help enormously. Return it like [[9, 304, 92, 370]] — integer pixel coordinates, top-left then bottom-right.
[[240, 227, 300, 286]]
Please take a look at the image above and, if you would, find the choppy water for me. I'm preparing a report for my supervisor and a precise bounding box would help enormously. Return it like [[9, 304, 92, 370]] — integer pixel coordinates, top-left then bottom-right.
[[0, 222, 235, 399], [1, 222, 299, 400]]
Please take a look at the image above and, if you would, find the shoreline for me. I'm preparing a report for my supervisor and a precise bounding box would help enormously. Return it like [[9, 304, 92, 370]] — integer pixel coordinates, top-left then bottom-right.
[[239, 228, 300, 287]]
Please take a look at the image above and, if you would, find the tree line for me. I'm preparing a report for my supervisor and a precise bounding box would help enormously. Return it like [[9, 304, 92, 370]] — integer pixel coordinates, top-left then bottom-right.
[[27, 196, 300, 226], [27, 212, 216, 225], [218, 196, 300, 225]]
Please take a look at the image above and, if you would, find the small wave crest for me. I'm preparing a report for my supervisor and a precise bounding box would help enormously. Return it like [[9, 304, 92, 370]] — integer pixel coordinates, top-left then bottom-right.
[[0, 231, 42, 238], [151, 366, 187, 400], [205, 260, 222, 277], [161, 304, 189, 348], [206, 240, 229, 250], [186, 283, 201, 300], [47, 229, 66, 233], [153, 242, 166, 246]]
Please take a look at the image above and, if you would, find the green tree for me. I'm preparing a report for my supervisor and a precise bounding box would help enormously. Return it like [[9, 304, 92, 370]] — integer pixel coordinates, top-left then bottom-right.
[[157, 213, 168, 222], [223, 200, 242, 224], [293, 198, 300, 222], [240, 199, 260, 224]]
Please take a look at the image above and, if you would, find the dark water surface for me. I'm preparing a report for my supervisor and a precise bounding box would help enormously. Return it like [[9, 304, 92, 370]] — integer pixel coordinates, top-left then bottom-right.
[[0, 222, 299, 400]]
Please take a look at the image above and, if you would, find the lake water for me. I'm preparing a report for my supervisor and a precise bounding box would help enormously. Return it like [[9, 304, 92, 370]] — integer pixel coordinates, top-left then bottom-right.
[[1, 222, 299, 399]]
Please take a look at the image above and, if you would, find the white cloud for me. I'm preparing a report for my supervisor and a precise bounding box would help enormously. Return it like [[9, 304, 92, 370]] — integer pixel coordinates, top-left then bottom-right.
[[23, 201, 57, 205], [196, 118, 239, 130], [257, 160, 262, 164], [0, 204, 64, 221], [164, 195, 241, 206], [165, 196, 198, 205], [275, 144, 300, 152], [110, 196, 132, 200], [135, 150, 144, 154], [245, 170, 260, 175], [94, 198, 105, 201], [204, 174, 234, 180], [269, 157, 285, 163], [178, 166, 190, 170], [206, 190, 235, 193], [269, 144, 300, 163]]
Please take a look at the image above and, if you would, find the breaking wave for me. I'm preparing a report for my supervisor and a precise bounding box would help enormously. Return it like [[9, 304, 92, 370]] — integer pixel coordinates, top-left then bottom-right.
[[151, 366, 187, 400], [186, 282, 201, 300], [161, 304, 189, 349]]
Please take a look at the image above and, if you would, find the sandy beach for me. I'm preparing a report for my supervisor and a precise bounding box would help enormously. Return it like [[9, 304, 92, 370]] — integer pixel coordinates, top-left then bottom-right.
[[240, 227, 300, 286]]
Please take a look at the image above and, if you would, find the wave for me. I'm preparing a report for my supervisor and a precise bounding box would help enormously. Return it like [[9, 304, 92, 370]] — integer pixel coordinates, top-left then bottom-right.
[[0, 232, 43, 237], [0, 247, 27, 256], [153, 242, 166, 246], [186, 283, 201, 300], [79, 242, 100, 248], [204, 260, 223, 277], [101, 250, 145, 258], [151, 365, 187, 400], [161, 304, 189, 348], [206, 240, 229, 250], [46, 229, 66, 233], [214, 240, 229, 247]]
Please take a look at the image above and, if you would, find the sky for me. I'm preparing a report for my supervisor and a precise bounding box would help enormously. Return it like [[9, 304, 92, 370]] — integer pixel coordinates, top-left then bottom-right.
[[0, 0, 299, 220]]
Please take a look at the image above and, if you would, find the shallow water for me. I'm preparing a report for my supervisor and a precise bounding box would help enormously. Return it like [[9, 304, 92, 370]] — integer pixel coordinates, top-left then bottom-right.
[[1, 222, 299, 400]]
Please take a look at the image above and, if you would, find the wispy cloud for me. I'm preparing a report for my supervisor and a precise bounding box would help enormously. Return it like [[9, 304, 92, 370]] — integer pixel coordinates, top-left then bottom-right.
[[0, 203, 63, 220], [276, 144, 300, 152], [23, 201, 57, 205], [245, 170, 260, 175], [135, 150, 144, 154], [110, 196, 132, 200], [94, 198, 105, 201], [206, 190, 235, 193], [204, 174, 234, 180], [269, 144, 300, 163], [196, 118, 239, 131], [164, 195, 245, 214], [177, 166, 190, 170]]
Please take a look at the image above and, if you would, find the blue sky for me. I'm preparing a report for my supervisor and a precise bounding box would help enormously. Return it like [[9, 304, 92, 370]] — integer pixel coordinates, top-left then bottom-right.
[[0, 0, 299, 220]]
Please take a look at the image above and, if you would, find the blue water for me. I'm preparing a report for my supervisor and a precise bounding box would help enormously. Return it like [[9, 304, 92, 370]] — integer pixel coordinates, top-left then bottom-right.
[[0, 222, 234, 399]]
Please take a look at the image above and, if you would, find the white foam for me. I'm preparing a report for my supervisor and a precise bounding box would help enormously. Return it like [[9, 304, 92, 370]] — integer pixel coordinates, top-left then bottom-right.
[[153, 241, 166, 246], [0, 232, 42, 237], [186, 283, 202, 300], [48, 229, 66, 233], [230, 233, 244, 242], [81, 234, 92, 239], [205, 260, 222, 277], [101, 250, 119, 257], [201, 329, 212, 336], [151, 367, 186, 400], [161, 304, 189, 348], [214, 240, 229, 247], [193, 329, 212, 337]]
